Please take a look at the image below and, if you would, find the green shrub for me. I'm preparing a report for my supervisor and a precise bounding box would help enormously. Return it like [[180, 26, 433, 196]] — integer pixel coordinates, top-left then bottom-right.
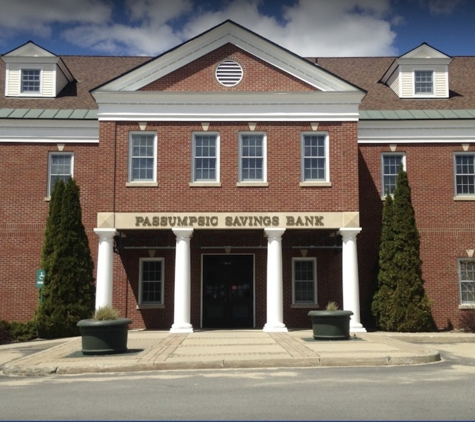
[[9, 321, 37, 342], [0, 320, 12, 345], [0, 319, 37, 344], [93, 306, 120, 321]]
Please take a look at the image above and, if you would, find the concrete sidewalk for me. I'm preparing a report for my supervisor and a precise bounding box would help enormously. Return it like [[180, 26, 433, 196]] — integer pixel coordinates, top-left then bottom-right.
[[1, 329, 460, 377]]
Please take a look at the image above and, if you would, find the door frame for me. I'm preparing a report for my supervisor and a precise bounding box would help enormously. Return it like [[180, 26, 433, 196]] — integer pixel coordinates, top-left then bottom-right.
[[200, 253, 256, 328]]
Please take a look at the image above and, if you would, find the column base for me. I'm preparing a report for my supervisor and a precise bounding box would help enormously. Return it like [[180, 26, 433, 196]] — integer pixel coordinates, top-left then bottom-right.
[[263, 323, 288, 333], [170, 323, 193, 334], [350, 323, 367, 333]]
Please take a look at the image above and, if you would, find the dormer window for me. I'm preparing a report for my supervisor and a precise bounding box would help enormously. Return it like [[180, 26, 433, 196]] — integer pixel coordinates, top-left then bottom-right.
[[380, 43, 452, 99], [2, 41, 74, 98], [414, 70, 433, 95], [21, 69, 41, 93]]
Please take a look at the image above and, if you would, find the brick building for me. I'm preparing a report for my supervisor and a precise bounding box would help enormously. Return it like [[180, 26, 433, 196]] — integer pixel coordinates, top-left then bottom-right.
[[1, 21, 474, 332]]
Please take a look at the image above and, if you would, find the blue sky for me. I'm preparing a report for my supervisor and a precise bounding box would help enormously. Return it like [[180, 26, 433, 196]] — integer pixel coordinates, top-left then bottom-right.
[[0, 0, 473, 57]]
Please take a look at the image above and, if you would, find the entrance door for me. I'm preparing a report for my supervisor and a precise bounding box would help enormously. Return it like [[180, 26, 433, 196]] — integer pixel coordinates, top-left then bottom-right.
[[203, 255, 253, 328]]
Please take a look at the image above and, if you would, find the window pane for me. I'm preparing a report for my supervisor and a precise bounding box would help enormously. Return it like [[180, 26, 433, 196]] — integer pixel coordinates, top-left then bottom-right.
[[302, 135, 325, 181], [294, 260, 315, 303], [460, 261, 475, 304], [455, 155, 475, 195], [415, 70, 433, 94], [141, 260, 162, 304], [241, 135, 264, 181], [382, 154, 403, 196], [131, 134, 155, 181], [194, 135, 217, 181], [49, 154, 72, 195], [21, 69, 40, 92]]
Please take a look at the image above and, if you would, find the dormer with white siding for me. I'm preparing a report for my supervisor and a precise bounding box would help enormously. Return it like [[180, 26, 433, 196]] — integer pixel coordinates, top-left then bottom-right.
[[380, 43, 452, 99], [1, 41, 74, 98]]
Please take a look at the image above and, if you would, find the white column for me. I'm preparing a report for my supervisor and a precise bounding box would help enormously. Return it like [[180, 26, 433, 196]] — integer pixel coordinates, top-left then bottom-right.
[[263, 228, 288, 332], [94, 228, 117, 310], [170, 228, 194, 333], [338, 227, 366, 332]]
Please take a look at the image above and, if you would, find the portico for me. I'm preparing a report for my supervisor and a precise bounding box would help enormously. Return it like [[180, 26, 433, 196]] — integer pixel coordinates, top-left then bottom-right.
[[93, 211, 366, 332]]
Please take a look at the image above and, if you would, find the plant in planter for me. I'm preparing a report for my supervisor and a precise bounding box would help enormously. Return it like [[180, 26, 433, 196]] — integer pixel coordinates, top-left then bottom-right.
[[77, 306, 132, 355], [308, 301, 354, 340]]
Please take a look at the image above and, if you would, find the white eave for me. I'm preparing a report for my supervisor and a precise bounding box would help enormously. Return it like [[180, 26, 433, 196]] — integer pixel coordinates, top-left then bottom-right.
[[93, 91, 366, 122]]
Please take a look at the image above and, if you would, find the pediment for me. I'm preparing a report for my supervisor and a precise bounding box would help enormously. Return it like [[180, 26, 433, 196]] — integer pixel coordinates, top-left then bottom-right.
[[3, 41, 56, 58], [94, 20, 363, 93], [401, 43, 451, 60]]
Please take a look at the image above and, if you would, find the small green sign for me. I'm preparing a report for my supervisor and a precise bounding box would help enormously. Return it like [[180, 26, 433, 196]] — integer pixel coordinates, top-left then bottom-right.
[[36, 269, 45, 288]]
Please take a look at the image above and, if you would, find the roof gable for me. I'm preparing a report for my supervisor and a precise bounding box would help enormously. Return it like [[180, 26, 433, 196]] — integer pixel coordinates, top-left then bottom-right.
[[400, 43, 451, 60], [3, 41, 56, 58], [94, 20, 362, 93]]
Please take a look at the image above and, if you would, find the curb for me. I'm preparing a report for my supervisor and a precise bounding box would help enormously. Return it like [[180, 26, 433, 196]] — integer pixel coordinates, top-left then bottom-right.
[[3, 349, 441, 377]]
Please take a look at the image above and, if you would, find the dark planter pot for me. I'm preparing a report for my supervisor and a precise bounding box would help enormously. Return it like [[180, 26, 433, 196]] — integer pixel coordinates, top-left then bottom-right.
[[308, 310, 354, 340], [77, 318, 132, 355]]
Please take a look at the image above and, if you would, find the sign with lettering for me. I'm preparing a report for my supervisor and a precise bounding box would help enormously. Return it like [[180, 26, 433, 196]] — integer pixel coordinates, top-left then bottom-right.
[[104, 211, 359, 230]]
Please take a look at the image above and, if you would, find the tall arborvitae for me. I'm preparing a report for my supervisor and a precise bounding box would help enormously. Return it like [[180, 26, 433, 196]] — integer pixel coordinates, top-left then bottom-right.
[[36, 179, 65, 337], [371, 193, 396, 330], [372, 164, 432, 332], [36, 178, 95, 338], [390, 164, 432, 331]]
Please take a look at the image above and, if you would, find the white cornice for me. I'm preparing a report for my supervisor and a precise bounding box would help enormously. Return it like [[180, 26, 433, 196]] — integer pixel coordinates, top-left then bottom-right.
[[0, 119, 98, 143], [94, 91, 365, 122], [358, 119, 475, 143], [94, 22, 362, 93]]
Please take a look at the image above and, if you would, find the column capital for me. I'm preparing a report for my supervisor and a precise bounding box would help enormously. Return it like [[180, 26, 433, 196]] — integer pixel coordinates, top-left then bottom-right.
[[264, 227, 286, 240], [338, 227, 362, 240], [94, 228, 117, 239], [172, 228, 194, 239]]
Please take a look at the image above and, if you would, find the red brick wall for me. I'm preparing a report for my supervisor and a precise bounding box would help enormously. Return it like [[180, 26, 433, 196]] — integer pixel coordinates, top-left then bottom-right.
[[108, 121, 359, 213], [141, 44, 317, 92], [0, 143, 100, 322], [358, 143, 475, 330]]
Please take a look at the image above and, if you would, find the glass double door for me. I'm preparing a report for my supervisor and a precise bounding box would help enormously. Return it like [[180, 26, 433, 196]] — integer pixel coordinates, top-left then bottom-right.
[[203, 255, 254, 328]]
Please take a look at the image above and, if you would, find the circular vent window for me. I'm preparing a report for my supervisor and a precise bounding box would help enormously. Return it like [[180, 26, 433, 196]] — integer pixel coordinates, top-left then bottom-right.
[[215, 59, 243, 87]]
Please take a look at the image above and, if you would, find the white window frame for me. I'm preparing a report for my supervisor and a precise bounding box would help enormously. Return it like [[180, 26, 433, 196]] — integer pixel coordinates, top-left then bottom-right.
[[47, 152, 74, 197], [238, 132, 267, 183], [20, 68, 41, 94], [292, 257, 317, 305], [300, 132, 329, 183], [414, 70, 434, 96], [128, 132, 157, 184], [381, 153, 405, 197], [454, 153, 475, 197], [458, 259, 475, 306], [139, 258, 165, 305], [191, 132, 220, 184]]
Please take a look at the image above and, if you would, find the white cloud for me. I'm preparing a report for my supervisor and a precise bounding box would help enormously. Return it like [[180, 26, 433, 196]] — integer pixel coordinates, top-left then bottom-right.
[[0, 0, 400, 56], [417, 0, 464, 15], [0, 0, 111, 38]]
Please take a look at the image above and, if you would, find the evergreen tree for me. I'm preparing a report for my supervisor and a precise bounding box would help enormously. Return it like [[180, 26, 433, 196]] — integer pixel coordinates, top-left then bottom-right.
[[371, 193, 396, 329], [372, 164, 433, 332], [36, 178, 95, 338]]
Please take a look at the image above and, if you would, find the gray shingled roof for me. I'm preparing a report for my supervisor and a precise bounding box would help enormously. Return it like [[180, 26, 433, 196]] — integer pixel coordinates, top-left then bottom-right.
[[1, 53, 475, 118]]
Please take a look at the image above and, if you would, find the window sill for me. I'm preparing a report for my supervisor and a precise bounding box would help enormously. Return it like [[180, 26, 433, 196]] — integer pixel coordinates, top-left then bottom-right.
[[126, 182, 158, 187], [291, 303, 319, 309], [299, 182, 331, 187], [236, 182, 268, 187], [453, 196, 475, 201], [136, 304, 164, 310], [458, 304, 475, 309], [189, 182, 221, 187], [44, 197, 51, 202]]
